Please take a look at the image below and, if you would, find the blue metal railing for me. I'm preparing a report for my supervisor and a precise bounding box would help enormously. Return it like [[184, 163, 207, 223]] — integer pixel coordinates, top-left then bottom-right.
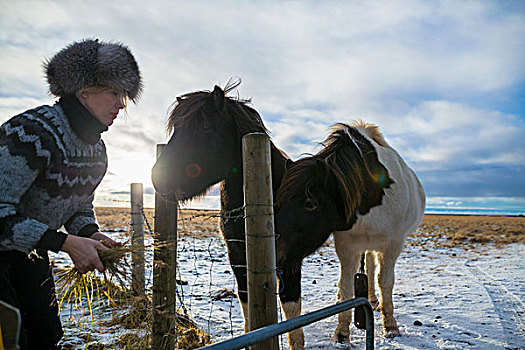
[[197, 297, 374, 350]]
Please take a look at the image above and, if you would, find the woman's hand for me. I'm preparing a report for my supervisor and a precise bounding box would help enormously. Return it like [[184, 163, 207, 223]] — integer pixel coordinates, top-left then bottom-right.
[[61, 235, 109, 274], [90, 231, 121, 248]]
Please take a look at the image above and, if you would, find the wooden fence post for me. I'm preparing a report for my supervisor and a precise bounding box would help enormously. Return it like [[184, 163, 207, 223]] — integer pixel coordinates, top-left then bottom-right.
[[242, 133, 279, 350], [130, 183, 145, 296], [152, 144, 178, 350]]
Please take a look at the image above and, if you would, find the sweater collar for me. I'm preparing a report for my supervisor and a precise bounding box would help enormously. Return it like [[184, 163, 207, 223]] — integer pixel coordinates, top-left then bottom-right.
[[59, 95, 108, 145]]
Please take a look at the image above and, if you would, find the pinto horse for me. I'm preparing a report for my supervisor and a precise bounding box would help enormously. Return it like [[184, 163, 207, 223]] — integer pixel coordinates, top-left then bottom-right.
[[151, 82, 307, 349], [275, 120, 425, 341]]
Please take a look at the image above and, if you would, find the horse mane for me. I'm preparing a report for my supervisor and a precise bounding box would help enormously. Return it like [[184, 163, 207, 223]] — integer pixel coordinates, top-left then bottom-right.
[[277, 121, 393, 223], [277, 138, 366, 222], [317, 125, 370, 219], [349, 119, 390, 148], [166, 80, 268, 136]]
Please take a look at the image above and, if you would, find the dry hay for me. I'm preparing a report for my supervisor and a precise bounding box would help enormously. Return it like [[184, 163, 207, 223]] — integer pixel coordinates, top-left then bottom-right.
[[55, 242, 211, 349], [106, 296, 211, 349]]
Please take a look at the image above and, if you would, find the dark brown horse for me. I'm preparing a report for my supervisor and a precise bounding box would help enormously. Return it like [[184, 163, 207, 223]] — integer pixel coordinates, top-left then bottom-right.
[[151, 81, 305, 349]]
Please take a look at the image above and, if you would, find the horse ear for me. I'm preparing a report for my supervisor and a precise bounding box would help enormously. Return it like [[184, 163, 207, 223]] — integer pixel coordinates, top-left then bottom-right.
[[285, 158, 295, 171], [312, 158, 329, 180], [212, 85, 225, 112]]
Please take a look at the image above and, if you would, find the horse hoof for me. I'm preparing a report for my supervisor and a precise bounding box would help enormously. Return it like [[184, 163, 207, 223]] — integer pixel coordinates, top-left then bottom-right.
[[333, 332, 350, 343], [385, 328, 401, 338]]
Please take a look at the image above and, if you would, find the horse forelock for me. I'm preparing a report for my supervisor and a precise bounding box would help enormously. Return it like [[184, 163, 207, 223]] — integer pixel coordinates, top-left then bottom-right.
[[166, 88, 268, 137], [276, 149, 365, 223], [166, 91, 208, 134]]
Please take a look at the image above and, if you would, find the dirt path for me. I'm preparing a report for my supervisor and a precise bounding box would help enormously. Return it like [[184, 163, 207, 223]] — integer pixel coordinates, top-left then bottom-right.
[[461, 248, 525, 348]]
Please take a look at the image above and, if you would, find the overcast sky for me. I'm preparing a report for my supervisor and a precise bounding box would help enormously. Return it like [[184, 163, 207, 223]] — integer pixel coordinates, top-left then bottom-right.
[[1, 0, 524, 202]]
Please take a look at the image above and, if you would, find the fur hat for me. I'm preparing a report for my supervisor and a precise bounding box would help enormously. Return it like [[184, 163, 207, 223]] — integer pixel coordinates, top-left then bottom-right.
[[44, 39, 143, 101]]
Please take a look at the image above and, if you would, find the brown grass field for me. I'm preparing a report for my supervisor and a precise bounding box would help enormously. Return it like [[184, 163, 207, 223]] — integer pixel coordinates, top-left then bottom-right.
[[94, 207, 524, 248]]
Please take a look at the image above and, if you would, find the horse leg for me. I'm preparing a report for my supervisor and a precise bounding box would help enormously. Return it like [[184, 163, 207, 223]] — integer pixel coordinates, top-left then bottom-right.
[[234, 266, 249, 332], [225, 239, 250, 331], [365, 251, 379, 309], [376, 247, 403, 337], [333, 232, 361, 343], [279, 265, 305, 350]]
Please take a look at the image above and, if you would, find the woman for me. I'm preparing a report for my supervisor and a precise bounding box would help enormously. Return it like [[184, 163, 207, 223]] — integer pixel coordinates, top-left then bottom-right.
[[0, 39, 143, 349]]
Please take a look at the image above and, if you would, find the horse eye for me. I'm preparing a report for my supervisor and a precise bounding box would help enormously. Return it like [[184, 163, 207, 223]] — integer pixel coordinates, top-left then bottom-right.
[[304, 198, 318, 211], [202, 123, 211, 132]]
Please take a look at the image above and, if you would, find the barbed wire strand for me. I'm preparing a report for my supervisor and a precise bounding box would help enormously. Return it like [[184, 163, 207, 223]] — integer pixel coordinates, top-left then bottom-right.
[[123, 199, 286, 345]]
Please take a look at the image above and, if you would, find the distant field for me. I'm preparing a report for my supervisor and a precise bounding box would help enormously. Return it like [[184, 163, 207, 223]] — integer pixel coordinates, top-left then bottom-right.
[[94, 207, 524, 246]]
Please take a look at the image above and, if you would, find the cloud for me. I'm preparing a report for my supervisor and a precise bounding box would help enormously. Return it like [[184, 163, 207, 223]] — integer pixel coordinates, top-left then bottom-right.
[[386, 100, 525, 166], [1, 0, 524, 199], [265, 98, 525, 196], [379, 100, 525, 196], [419, 164, 525, 197]]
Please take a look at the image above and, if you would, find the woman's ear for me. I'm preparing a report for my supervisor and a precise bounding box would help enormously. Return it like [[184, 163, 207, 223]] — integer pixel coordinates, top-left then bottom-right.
[[79, 90, 89, 100]]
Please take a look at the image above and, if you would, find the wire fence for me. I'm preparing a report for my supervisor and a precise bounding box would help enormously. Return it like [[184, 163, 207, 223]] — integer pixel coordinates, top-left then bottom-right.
[[95, 197, 289, 347], [52, 195, 381, 349]]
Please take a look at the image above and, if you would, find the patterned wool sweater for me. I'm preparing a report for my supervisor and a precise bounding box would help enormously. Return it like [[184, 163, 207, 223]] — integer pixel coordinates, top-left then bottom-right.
[[0, 96, 108, 254]]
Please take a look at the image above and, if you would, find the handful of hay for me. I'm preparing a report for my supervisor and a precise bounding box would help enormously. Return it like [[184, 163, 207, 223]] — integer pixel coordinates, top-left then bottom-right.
[[55, 243, 140, 324], [55, 238, 212, 348]]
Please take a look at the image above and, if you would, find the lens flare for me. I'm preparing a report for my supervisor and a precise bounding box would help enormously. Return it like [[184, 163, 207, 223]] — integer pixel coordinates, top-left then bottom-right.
[[185, 163, 202, 178]]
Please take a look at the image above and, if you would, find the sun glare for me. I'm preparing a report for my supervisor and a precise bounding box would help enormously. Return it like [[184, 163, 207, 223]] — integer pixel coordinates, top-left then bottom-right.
[[111, 152, 155, 186], [94, 151, 156, 208]]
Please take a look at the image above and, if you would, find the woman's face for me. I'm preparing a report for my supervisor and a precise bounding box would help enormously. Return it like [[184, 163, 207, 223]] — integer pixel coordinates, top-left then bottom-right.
[[79, 89, 125, 126]]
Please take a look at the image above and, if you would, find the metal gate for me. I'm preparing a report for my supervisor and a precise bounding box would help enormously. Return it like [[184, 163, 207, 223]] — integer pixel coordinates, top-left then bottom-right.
[[198, 297, 374, 350]]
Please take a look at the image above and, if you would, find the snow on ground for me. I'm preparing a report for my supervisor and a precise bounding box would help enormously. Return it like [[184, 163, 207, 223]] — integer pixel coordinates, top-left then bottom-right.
[[53, 232, 525, 349]]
